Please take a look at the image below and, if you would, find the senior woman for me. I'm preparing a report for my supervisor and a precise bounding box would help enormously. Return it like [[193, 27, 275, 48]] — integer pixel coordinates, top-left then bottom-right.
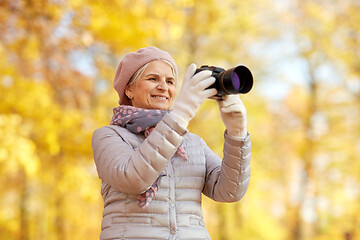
[[92, 46, 251, 240]]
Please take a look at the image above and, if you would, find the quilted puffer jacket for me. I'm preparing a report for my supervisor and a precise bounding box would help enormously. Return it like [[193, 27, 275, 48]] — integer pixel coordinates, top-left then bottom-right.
[[92, 113, 251, 240]]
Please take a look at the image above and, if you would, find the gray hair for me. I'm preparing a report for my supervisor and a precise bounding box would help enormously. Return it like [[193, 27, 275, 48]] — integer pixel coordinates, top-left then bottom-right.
[[127, 59, 177, 87]]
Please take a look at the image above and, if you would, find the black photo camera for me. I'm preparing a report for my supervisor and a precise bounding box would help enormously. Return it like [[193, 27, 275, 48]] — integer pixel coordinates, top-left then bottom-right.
[[195, 65, 253, 98]]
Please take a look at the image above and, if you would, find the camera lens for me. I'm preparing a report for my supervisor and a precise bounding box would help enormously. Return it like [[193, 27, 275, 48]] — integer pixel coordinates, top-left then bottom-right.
[[195, 65, 253, 97], [219, 65, 253, 95], [231, 72, 240, 90], [232, 65, 253, 94]]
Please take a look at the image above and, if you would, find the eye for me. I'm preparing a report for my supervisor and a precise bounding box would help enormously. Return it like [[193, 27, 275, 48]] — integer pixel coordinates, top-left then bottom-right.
[[146, 77, 156, 81], [167, 79, 175, 85]]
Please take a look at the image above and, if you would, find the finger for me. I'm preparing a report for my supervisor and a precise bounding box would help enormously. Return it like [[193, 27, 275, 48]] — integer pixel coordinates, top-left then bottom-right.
[[220, 104, 246, 113], [183, 63, 197, 82], [196, 76, 216, 90], [217, 95, 242, 108], [203, 88, 218, 98], [191, 70, 213, 85], [220, 101, 246, 113], [224, 95, 241, 103], [218, 100, 242, 109], [218, 96, 246, 113]]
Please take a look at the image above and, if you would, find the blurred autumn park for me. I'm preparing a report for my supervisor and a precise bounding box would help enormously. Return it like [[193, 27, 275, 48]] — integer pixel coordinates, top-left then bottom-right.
[[1, 0, 359, 239]]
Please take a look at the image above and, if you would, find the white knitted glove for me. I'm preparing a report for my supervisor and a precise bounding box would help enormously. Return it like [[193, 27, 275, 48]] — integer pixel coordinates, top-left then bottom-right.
[[217, 95, 247, 138], [170, 63, 217, 129]]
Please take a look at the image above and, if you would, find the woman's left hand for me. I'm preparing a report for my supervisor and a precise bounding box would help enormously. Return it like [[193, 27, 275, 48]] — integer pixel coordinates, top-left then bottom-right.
[[217, 95, 247, 138]]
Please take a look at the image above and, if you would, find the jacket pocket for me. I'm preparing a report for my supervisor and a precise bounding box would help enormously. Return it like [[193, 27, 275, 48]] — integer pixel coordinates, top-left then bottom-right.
[[112, 216, 151, 225]]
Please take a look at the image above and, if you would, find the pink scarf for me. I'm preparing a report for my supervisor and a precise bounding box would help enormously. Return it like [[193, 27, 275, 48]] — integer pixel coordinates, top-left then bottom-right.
[[111, 105, 188, 208]]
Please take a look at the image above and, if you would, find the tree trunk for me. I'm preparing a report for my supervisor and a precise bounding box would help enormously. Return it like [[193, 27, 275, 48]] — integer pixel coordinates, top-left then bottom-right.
[[19, 167, 29, 240]]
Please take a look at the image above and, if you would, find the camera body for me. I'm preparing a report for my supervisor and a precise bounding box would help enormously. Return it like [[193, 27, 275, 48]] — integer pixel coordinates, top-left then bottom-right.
[[195, 65, 253, 99]]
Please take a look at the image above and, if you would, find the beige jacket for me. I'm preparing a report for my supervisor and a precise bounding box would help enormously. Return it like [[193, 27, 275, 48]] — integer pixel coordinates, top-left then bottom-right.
[[92, 113, 251, 240]]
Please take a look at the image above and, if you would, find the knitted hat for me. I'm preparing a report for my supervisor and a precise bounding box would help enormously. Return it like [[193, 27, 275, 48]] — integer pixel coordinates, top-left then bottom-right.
[[113, 46, 178, 105]]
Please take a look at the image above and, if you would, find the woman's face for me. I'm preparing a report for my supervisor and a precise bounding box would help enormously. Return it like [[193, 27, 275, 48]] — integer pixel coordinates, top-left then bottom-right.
[[125, 60, 176, 111]]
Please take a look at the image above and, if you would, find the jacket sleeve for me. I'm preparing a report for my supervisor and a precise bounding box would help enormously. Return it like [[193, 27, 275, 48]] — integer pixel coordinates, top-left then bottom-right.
[[92, 113, 187, 194], [202, 131, 251, 202]]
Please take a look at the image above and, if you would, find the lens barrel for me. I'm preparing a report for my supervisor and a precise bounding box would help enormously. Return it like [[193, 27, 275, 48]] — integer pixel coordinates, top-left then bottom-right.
[[195, 65, 253, 97]]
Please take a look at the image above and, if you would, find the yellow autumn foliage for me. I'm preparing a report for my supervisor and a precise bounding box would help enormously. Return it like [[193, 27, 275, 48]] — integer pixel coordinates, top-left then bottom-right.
[[0, 0, 359, 239]]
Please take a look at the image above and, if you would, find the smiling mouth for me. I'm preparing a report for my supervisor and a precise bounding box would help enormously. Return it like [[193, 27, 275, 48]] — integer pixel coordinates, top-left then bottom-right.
[[151, 95, 168, 100]]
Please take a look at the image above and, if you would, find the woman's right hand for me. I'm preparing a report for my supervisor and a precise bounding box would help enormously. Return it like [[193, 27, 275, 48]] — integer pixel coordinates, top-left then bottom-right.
[[170, 63, 217, 129]]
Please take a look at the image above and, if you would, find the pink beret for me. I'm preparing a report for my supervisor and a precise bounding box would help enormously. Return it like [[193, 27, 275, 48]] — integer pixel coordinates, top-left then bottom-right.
[[113, 46, 178, 105]]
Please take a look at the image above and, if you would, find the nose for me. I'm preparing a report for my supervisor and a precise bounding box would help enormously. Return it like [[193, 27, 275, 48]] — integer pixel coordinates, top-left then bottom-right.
[[157, 78, 168, 91]]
